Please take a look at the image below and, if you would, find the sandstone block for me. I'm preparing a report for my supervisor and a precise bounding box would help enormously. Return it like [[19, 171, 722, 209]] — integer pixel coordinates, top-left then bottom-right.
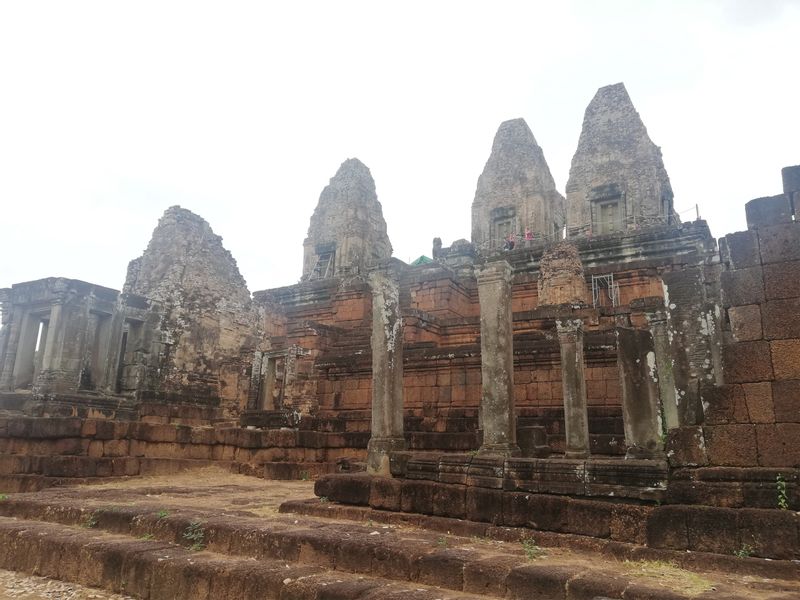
[[703, 424, 758, 466], [686, 506, 739, 554], [772, 379, 800, 422], [758, 222, 800, 264], [563, 498, 612, 538], [646, 506, 688, 550], [742, 382, 774, 423], [722, 341, 773, 383], [400, 479, 437, 515], [465, 486, 504, 524], [745, 194, 793, 228], [665, 426, 708, 467], [432, 483, 467, 519], [728, 305, 762, 342], [755, 423, 800, 467], [463, 555, 520, 596], [771, 339, 800, 379], [737, 509, 800, 560], [762, 298, 800, 339], [610, 503, 653, 544], [506, 564, 573, 600], [723, 230, 761, 269], [368, 476, 402, 511], [763, 260, 800, 299], [720, 267, 764, 308]]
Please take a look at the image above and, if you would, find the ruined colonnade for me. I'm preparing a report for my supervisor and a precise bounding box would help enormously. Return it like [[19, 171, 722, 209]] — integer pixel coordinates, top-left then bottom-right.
[[364, 257, 677, 471]]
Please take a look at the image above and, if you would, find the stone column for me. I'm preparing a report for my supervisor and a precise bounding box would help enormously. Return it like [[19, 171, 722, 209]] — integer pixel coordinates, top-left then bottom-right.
[[556, 318, 590, 458], [616, 327, 665, 459], [40, 301, 63, 372], [366, 266, 406, 475], [11, 311, 39, 389], [476, 260, 520, 456], [0, 306, 20, 391], [644, 308, 678, 431]]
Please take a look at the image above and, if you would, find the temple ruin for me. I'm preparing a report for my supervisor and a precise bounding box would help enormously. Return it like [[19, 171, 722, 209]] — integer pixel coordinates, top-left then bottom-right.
[[0, 83, 798, 598]]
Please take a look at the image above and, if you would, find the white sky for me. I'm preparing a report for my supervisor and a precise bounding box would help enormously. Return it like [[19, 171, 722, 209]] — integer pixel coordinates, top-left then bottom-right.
[[1, 1, 798, 293]]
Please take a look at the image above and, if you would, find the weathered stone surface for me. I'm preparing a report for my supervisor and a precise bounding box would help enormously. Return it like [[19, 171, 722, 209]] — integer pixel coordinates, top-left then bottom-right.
[[742, 382, 774, 424], [302, 158, 392, 280], [476, 261, 519, 456], [745, 194, 793, 229], [556, 319, 590, 458], [728, 304, 762, 342], [116, 206, 257, 412], [366, 262, 406, 475], [722, 341, 773, 383], [537, 241, 589, 306], [763, 260, 800, 299], [771, 339, 800, 380], [471, 118, 564, 250], [772, 379, 800, 423], [566, 83, 675, 236], [703, 424, 758, 467], [616, 327, 664, 458]]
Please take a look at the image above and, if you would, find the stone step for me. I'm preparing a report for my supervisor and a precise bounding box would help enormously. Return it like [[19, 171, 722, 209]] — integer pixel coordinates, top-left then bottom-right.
[[1, 493, 791, 599], [0, 516, 489, 599]]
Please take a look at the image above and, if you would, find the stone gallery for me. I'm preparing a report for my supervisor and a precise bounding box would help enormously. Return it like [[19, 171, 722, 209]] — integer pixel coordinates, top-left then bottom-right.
[[0, 83, 798, 599]]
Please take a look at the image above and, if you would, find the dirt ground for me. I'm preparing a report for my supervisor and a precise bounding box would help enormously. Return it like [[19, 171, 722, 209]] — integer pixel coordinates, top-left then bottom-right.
[[0, 569, 133, 600]]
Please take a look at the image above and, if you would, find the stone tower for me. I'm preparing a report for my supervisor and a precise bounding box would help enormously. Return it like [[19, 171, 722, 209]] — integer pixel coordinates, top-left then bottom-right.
[[471, 118, 565, 251], [565, 83, 675, 237], [302, 158, 393, 280], [110, 206, 257, 412]]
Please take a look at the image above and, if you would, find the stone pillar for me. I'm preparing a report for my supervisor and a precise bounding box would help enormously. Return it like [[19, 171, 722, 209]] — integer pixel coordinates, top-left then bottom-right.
[[11, 312, 39, 389], [0, 307, 20, 391], [644, 308, 678, 431], [556, 318, 590, 458], [476, 260, 520, 456], [40, 301, 62, 372], [616, 327, 665, 459], [366, 266, 406, 475]]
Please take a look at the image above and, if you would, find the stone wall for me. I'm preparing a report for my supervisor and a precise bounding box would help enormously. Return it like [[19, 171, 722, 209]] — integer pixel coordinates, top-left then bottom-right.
[[702, 185, 800, 469]]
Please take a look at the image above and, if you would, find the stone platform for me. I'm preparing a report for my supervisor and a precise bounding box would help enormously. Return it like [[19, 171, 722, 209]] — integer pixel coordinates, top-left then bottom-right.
[[0, 468, 797, 599]]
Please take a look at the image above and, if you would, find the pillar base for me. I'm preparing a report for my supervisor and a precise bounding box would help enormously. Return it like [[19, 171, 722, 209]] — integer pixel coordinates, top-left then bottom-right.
[[477, 443, 521, 458], [564, 449, 589, 459], [625, 445, 665, 460], [366, 436, 407, 476]]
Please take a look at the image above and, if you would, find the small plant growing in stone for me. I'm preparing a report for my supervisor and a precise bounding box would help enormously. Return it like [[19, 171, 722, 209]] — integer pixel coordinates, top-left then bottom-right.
[[83, 511, 99, 529], [776, 474, 789, 510], [521, 537, 545, 560], [735, 543, 754, 559], [0, 494, 8, 501], [182, 521, 205, 551], [140, 533, 155, 540], [318, 496, 329, 503], [299, 470, 310, 481], [436, 536, 448, 548], [156, 509, 169, 520]]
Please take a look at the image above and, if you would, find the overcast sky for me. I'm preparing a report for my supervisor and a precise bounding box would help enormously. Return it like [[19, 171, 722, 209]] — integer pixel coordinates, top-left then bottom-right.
[[1, 1, 798, 294]]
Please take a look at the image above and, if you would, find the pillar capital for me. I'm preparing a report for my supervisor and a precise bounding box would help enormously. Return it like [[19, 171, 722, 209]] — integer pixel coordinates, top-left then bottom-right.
[[556, 318, 583, 335], [476, 260, 512, 286]]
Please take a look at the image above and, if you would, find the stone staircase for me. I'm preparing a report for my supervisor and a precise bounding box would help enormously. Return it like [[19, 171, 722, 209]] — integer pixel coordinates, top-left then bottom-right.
[[0, 477, 797, 600]]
